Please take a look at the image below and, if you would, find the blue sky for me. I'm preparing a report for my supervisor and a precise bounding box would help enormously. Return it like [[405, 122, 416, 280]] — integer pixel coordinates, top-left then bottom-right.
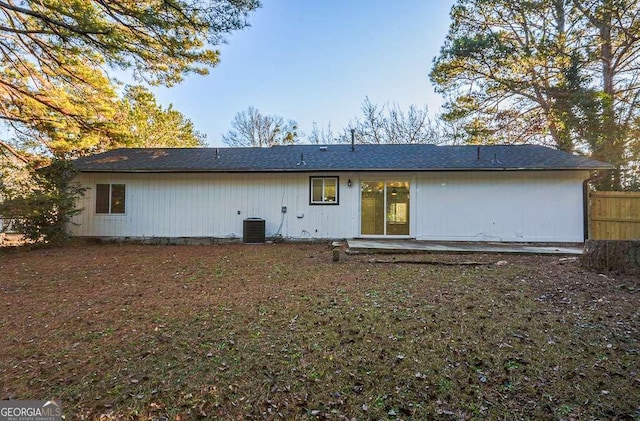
[[152, 1, 455, 147]]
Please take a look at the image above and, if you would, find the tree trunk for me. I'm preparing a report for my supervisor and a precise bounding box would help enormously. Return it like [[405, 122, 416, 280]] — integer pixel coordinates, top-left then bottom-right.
[[581, 240, 640, 274], [596, 2, 623, 190]]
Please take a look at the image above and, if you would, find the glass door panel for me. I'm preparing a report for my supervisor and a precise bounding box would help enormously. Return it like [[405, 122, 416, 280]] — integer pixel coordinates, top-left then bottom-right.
[[360, 181, 410, 236], [360, 182, 385, 235], [386, 181, 410, 235]]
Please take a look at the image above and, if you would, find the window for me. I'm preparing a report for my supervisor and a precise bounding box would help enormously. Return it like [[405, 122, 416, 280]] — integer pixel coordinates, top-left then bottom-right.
[[310, 177, 339, 205], [96, 184, 126, 214]]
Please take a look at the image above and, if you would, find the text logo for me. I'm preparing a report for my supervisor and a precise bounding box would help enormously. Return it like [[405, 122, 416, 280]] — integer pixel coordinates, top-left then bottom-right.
[[0, 400, 62, 421]]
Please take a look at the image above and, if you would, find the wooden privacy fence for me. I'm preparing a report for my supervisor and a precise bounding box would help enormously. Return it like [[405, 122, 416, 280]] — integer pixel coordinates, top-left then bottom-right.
[[590, 191, 640, 240]]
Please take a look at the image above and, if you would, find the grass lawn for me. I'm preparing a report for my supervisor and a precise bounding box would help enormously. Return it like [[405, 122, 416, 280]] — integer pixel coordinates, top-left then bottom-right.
[[0, 243, 638, 420]]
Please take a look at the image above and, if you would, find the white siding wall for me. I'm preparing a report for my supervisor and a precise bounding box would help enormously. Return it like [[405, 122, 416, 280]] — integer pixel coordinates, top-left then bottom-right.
[[71, 170, 590, 242], [413, 171, 589, 242], [70, 172, 360, 239]]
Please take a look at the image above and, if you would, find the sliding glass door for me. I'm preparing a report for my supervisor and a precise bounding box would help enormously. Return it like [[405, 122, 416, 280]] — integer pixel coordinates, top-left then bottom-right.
[[360, 181, 410, 236]]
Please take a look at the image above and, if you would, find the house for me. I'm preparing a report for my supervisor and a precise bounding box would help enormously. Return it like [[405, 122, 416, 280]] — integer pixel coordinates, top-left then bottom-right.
[[69, 144, 611, 243]]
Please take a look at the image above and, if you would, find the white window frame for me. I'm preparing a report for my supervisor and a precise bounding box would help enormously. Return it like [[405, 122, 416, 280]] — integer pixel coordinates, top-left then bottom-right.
[[309, 176, 339, 205]]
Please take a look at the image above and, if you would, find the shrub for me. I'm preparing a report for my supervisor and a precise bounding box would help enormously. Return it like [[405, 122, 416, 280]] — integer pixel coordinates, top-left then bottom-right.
[[0, 159, 85, 245]]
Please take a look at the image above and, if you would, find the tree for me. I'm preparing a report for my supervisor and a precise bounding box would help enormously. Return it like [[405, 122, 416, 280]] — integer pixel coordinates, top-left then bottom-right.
[[571, 0, 640, 189], [222, 107, 300, 147], [308, 122, 338, 144], [431, 0, 640, 190], [342, 97, 440, 144], [431, 0, 585, 147], [308, 98, 442, 145], [0, 1, 259, 244], [114, 86, 206, 148], [2, 58, 125, 160], [0, 0, 259, 160], [0, 159, 85, 245]]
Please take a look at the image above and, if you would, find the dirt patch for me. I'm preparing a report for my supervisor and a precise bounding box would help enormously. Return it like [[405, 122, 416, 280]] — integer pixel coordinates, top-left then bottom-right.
[[1, 243, 638, 419]]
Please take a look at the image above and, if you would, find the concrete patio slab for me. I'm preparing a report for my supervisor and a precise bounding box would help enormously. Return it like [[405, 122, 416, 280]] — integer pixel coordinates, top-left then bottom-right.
[[346, 239, 583, 255]]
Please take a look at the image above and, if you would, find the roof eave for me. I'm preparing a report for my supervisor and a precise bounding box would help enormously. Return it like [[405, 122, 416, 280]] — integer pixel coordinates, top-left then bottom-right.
[[75, 166, 611, 173]]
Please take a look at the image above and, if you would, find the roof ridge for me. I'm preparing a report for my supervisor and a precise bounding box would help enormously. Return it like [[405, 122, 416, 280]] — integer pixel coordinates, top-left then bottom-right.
[[71, 143, 613, 172]]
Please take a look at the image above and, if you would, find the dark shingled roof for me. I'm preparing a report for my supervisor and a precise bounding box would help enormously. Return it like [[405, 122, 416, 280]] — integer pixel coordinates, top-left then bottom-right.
[[71, 144, 613, 173]]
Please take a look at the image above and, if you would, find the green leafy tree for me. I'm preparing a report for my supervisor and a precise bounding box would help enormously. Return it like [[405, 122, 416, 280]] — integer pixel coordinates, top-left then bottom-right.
[[0, 0, 259, 160], [571, 0, 640, 189], [431, 0, 586, 147], [0, 159, 86, 245], [2, 58, 126, 160], [223, 107, 300, 147], [431, 0, 640, 190], [114, 86, 206, 148]]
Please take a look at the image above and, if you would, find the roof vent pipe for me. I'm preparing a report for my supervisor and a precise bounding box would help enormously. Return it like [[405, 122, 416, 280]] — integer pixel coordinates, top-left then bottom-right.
[[297, 152, 306, 166], [215, 148, 220, 159], [477, 146, 480, 160], [350, 129, 355, 152]]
